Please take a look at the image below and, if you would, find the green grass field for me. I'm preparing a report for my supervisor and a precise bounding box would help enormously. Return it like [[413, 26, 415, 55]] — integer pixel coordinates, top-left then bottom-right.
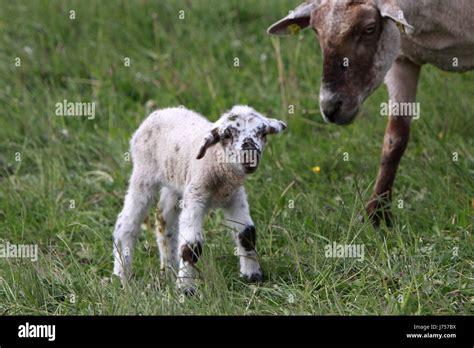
[[0, 0, 472, 315]]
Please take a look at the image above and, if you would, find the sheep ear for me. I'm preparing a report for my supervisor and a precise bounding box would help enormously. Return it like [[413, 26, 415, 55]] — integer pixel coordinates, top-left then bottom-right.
[[378, 0, 414, 34], [196, 128, 220, 159], [267, 2, 316, 36], [265, 119, 287, 135]]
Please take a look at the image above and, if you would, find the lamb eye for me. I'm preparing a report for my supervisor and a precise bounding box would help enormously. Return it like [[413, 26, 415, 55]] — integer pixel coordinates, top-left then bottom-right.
[[223, 129, 232, 139], [364, 24, 376, 35]]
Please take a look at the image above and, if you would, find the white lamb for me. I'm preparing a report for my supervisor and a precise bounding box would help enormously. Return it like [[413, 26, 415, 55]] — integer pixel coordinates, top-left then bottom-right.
[[112, 105, 287, 293]]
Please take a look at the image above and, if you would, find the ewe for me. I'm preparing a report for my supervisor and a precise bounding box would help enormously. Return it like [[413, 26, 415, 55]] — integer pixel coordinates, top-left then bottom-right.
[[112, 105, 286, 293], [268, 0, 474, 225]]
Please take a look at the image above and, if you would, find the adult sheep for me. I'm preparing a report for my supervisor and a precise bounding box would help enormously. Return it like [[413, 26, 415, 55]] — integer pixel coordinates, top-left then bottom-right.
[[268, 0, 474, 225]]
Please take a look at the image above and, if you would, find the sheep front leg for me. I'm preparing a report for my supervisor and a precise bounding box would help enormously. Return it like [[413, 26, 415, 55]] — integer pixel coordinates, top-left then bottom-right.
[[223, 187, 263, 283], [367, 57, 421, 226], [176, 190, 207, 295]]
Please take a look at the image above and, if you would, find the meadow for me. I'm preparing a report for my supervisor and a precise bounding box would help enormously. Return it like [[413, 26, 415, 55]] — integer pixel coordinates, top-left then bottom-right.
[[0, 0, 472, 315]]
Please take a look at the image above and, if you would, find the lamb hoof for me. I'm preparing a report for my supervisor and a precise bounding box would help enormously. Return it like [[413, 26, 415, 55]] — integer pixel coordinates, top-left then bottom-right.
[[112, 272, 131, 287], [182, 286, 197, 297], [242, 272, 264, 284], [159, 266, 175, 280], [111, 273, 124, 287]]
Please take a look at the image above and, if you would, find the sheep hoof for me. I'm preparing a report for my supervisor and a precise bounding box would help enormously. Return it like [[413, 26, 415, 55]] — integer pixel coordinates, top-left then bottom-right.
[[182, 286, 197, 297], [242, 272, 264, 284], [111, 273, 125, 287], [112, 272, 132, 288], [365, 199, 393, 228], [159, 267, 175, 281]]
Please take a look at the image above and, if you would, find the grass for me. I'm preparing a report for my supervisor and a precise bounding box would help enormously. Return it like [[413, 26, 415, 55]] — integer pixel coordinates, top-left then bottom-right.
[[0, 0, 472, 315]]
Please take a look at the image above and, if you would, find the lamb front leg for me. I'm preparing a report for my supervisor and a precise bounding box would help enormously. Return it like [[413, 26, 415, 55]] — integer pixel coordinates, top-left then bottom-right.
[[223, 187, 263, 283], [367, 57, 421, 226], [176, 189, 207, 295]]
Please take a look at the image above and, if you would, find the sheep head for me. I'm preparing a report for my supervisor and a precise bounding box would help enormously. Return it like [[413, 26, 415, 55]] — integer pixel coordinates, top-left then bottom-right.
[[196, 105, 287, 174], [268, 0, 414, 125]]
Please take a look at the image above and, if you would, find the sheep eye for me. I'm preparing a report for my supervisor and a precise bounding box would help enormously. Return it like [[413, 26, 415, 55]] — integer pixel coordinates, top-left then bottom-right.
[[364, 24, 376, 35], [223, 129, 232, 139]]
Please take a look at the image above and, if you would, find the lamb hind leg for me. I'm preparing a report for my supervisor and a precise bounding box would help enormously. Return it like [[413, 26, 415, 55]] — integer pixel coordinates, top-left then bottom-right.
[[155, 187, 180, 276], [112, 170, 157, 283], [367, 57, 421, 226]]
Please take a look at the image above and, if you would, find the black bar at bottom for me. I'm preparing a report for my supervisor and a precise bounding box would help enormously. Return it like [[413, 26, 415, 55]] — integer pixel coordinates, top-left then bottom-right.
[[0, 316, 472, 346]]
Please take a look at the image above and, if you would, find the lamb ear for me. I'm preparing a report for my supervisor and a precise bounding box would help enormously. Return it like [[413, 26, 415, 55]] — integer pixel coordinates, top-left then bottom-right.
[[267, 1, 316, 36], [265, 119, 287, 135], [378, 0, 414, 34], [196, 128, 220, 160]]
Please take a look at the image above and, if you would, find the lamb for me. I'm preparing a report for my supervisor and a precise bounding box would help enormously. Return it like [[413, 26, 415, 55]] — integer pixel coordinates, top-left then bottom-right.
[[267, 0, 474, 225], [112, 105, 287, 293]]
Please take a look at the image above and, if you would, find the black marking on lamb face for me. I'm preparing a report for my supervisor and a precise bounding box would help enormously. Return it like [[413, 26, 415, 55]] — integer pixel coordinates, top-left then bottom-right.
[[181, 242, 202, 264], [174, 144, 180, 153], [239, 225, 256, 251], [242, 137, 258, 149], [248, 111, 262, 120], [228, 114, 238, 121], [256, 125, 266, 136], [225, 126, 238, 134], [221, 126, 238, 145]]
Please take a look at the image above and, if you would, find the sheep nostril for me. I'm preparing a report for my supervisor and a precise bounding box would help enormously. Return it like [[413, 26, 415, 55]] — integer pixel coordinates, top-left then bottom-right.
[[321, 99, 343, 122], [242, 139, 257, 150], [242, 144, 259, 155], [240, 141, 260, 167]]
